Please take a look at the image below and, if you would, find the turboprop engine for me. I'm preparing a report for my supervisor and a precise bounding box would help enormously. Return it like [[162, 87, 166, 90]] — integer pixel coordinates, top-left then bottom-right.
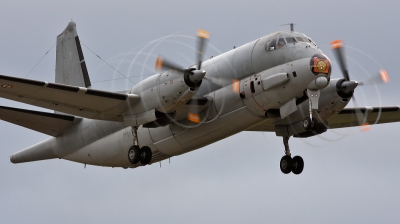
[[274, 78, 356, 137], [123, 30, 210, 128]]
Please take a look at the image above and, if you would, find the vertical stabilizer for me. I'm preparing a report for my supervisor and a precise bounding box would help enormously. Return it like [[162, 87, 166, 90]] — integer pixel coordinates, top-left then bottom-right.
[[55, 21, 91, 88]]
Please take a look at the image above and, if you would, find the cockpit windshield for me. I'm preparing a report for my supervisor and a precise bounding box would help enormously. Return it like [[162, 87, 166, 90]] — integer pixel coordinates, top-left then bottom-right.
[[265, 32, 319, 51], [266, 37, 286, 51]]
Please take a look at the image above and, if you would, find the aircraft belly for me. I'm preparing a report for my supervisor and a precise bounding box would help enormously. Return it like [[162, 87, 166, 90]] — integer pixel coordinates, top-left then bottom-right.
[[63, 126, 154, 167], [156, 106, 264, 156]]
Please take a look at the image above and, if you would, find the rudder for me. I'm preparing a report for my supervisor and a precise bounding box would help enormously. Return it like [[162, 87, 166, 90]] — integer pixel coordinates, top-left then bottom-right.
[[55, 21, 91, 88]]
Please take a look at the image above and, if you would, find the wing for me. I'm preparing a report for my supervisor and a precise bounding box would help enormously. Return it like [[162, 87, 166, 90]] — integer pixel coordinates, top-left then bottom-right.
[[246, 106, 400, 132], [0, 105, 81, 136], [0, 74, 140, 122], [327, 106, 400, 128]]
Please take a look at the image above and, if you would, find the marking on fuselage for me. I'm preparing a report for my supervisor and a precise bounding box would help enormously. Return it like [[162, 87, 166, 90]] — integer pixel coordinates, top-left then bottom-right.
[[1, 84, 12, 88], [123, 129, 133, 140]]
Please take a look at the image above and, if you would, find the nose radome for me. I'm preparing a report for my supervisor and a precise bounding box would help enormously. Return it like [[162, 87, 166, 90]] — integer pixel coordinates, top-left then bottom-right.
[[315, 76, 329, 88]]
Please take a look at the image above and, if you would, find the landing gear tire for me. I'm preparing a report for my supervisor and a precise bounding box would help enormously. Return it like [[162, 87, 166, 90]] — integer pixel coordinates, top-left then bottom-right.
[[140, 146, 152, 165], [292, 156, 304, 175], [128, 145, 141, 164], [280, 155, 293, 174], [311, 117, 318, 130], [303, 117, 312, 130]]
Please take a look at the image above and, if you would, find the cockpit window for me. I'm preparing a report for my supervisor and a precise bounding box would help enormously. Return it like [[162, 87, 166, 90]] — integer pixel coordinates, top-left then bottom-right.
[[286, 37, 296, 44], [266, 39, 277, 51], [295, 37, 306, 42], [276, 37, 286, 49], [308, 38, 317, 47]]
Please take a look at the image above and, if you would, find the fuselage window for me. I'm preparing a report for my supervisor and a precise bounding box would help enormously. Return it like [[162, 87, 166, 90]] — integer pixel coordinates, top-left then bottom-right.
[[276, 37, 286, 49]]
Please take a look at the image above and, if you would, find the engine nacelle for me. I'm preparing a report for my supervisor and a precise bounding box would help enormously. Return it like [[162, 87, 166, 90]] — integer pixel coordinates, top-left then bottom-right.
[[274, 78, 352, 137], [124, 70, 201, 127]]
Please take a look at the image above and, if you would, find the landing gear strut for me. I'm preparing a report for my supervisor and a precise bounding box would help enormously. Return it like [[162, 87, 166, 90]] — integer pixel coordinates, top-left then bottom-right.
[[127, 126, 152, 165], [280, 136, 304, 175]]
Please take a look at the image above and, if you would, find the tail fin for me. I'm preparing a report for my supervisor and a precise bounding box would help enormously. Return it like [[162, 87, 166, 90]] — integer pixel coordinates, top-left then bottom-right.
[[55, 21, 91, 88]]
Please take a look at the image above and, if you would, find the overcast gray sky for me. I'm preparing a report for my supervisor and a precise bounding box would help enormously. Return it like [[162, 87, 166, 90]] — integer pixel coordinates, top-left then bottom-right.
[[1, 0, 400, 223]]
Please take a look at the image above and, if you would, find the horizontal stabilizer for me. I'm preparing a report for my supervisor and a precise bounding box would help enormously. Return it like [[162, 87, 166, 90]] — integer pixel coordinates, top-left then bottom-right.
[[0, 105, 80, 136]]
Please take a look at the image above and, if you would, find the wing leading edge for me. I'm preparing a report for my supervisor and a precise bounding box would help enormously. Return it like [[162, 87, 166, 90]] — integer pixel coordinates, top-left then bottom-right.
[[326, 106, 400, 129], [0, 74, 140, 122]]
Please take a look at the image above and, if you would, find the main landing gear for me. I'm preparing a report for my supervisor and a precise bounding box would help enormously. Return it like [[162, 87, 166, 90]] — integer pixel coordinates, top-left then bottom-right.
[[280, 136, 304, 175], [128, 126, 152, 165]]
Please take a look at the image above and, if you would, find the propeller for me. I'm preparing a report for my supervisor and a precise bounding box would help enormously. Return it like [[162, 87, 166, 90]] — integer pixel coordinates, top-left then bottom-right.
[[155, 30, 210, 87], [330, 40, 389, 130], [155, 30, 211, 123]]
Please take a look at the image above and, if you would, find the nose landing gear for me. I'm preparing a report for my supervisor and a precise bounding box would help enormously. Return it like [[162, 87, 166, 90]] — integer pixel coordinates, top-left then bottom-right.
[[280, 136, 304, 175], [127, 126, 153, 166]]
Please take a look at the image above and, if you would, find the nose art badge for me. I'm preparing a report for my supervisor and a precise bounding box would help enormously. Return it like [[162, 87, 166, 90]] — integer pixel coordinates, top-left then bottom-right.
[[316, 60, 327, 72]]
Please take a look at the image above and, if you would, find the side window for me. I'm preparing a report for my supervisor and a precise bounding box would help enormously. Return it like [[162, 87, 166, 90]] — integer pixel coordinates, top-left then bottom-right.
[[308, 38, 317, 47], [266, 39, 277, 51], [276, 37, 286, 49], [295, 37, 305, 42]]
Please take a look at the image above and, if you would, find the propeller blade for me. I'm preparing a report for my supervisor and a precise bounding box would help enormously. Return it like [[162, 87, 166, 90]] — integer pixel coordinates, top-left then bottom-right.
[[331, 40, 350, 81], [155, 56, 186, 73], [188, 112, 201, 123], [356, 69, 389, 86], [232, 79, 240, 93], [196, 30, 210, 70], [379, 69, 390, 83], [350, 96, 370, 131]]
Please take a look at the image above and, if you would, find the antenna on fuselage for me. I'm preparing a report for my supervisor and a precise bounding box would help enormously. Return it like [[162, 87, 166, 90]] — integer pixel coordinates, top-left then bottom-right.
[[281, 23, 296, 31]]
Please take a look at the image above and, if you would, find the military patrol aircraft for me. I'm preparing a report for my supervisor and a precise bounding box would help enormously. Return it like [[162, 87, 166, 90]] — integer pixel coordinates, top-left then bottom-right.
[[2, 21, 396, 175]]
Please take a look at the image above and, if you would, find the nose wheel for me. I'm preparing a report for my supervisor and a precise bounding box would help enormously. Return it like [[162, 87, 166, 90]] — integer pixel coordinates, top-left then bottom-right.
[[280, 136, 304, 175]]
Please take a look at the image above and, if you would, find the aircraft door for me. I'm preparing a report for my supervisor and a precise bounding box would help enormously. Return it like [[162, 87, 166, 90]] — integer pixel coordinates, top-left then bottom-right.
[[240, 76, 266, 117], [242, 79, 252, 99]]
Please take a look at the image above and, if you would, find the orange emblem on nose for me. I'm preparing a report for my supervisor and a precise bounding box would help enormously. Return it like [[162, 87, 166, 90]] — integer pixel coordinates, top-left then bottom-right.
[[312, 58, 330, 74]]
